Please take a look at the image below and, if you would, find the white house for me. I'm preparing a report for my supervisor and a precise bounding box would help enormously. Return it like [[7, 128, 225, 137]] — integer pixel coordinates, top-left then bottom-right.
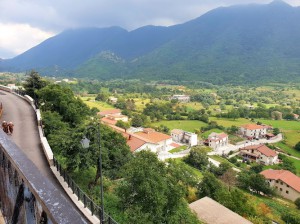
[[240, 144, 278, 165], [207, 132, 229, 150], [261, 169, 300, 201], [240, 124, 267, 139], [171, 129, 198, 146], [170, 95, 190, 102]]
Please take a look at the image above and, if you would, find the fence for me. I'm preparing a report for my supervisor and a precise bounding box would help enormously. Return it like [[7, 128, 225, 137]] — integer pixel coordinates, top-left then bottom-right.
[[53, 157, 118, 224]]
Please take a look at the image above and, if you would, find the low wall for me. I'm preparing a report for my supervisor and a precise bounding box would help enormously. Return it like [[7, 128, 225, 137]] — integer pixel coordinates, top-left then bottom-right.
[[0, 85, 12, 93]]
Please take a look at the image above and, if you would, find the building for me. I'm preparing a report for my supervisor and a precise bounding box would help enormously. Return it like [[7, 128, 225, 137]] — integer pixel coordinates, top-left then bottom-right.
[[108, 96, 118, 104], [189, 197, 253, 224], [170, 94, 190, 102], [260, 169, 300, 201], [293, 113, 299, 120], [98, 109, 121, 117], [240, 144, 278, 165], [109, 126, 173, 153], [240, 124, 267, 139], [99, 109, 128, 126], [206, 132, 228, 150], [171, 129, 197, 146]]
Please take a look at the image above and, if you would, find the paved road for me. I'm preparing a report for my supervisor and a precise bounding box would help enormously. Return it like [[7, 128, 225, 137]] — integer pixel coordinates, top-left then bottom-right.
[[0, 90, 87, 220]]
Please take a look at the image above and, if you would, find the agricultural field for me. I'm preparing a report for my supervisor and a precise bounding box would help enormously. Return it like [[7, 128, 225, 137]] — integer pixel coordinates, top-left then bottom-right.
[[209, 117, 252, 127], [152, 120, 207, 133], [257, 119, 300, 148], [80, 96, 115, 111]]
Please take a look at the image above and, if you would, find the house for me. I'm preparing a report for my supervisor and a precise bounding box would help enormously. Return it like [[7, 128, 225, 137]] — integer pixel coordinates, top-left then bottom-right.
[[206, 132, 228, 150], [260, 169, 300, 201], [98, 109, 121, 117], [189, 197, 253, 224], [239, 124, 267, 139], [240, 144, 278, 165], [109, 126, 173, 153], [108, 96, 118, 104], [171, 129, 197, 146], [134, 128, 173, 153], [293, 113, 299, 120], [170, 94, 190, 102]]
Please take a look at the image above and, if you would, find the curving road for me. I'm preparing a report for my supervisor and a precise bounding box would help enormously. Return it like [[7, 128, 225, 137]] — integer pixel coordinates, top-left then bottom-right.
[[0, 90, 88, 222]]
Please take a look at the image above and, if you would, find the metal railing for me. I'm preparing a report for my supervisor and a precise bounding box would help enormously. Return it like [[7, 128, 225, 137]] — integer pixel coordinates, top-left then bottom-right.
[[53, 157, 118, 224]]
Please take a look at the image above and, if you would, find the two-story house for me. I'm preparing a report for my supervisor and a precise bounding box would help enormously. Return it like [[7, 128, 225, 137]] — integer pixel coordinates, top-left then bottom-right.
[[260, 169, 300, 201], [240, 144, 278, 165], [171, 129, 198, 146], [240, 124, 267, 139], [206, 132, 229, 150]]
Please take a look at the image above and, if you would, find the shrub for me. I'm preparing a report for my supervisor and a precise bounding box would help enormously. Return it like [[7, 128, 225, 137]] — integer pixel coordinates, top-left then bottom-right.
[[295, 197, 300, 209]]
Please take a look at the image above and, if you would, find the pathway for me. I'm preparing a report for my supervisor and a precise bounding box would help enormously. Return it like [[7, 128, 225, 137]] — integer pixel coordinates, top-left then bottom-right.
[[0, 90, 87, 220]]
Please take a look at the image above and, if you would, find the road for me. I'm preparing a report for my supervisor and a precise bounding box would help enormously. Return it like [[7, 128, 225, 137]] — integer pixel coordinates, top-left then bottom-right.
[[0, 90, 87, 220]]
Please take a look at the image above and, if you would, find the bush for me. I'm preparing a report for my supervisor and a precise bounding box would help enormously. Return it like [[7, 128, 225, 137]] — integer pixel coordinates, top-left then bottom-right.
[[295, 197, 300, 209], [282, 211, 300, 224]]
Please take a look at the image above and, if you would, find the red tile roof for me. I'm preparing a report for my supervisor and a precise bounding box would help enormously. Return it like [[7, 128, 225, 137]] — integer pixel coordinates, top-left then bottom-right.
[[260, 169, 300, 193], [241, 124, 265, 130], [101, 117, 117, 125], [98, 109, 121, 116], [135, 131, 171, 143], [242, 144, 277, 157]]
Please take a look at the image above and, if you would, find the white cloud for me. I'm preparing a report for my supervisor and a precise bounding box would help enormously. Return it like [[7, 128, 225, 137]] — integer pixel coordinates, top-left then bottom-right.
[[0, 23, 55, 59]]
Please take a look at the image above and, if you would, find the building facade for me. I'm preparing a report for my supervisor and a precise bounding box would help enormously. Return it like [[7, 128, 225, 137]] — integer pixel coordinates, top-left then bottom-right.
[[171, 129, 198, 146], [261, 169, 300, 201], [240, 144, 278, 165], [240, 124, 267, 139], [207, 132, 229, 150]]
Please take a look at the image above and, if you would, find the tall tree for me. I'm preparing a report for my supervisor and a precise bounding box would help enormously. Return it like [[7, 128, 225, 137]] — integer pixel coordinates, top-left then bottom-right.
[[23, 70, 48, 100], [117, 151, 199, 224]]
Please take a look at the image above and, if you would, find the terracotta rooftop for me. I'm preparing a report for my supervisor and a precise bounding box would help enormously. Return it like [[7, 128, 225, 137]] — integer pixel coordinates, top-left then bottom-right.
[[241, 124, 265, 130], [98, 109, 121, 116], [135, 130, 171, 144], [260, 169, 300, 193], [241, 144, 277, 157], [189, 197, 253, 224], [107, 125, 146, 152], [101, 117, 117, 125]]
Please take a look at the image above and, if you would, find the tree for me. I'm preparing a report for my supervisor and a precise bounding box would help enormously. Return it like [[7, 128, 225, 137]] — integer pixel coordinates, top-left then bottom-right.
[[23, 70, 48, 100], [273, 127, 280, 136], [38, 84, 90, 125], [95, 92, 108, 102], [237, 171, 273, 195], [295, 197, 300, 209], [250, 164, 264, 173], [117, 151, 199, 224], [131, 114, 144, 127], [115, 120, 130, 130], [184, 147, 209, 171], [295, 141, 300, 151], [197, 172, 223, 199]]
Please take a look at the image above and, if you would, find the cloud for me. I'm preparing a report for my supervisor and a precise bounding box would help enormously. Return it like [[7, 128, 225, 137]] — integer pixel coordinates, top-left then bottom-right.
[[0, 23, 54, 59], [0, 0, 299, 58]]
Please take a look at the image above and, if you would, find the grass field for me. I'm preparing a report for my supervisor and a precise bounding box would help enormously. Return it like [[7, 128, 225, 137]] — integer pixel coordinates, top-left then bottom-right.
[[274, 142, 300, 158], [152, 120, 207, 132], [80, 97, 115, 111], [210, 117, 251, 127], [257, 119, 300, 148]]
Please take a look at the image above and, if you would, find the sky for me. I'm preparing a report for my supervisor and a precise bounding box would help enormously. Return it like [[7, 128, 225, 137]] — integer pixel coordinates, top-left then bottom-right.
[[0, 0, 299, 59]]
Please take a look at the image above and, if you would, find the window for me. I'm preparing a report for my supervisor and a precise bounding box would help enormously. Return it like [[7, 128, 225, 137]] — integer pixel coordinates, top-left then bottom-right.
[[279, 188, 282, 191], [276, 180, 279, 183], [286, 191, 289, 194], [287, 185, 289, 188], [281, 182, 283, 185]]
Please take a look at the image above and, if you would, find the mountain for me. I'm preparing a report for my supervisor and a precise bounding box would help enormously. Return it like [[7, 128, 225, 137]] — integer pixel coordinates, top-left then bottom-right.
[[1, 0, 300, 84]]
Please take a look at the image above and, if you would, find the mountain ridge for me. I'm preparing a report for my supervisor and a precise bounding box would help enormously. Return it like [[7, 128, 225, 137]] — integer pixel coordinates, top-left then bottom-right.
[[1, 1, 300, 84]]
